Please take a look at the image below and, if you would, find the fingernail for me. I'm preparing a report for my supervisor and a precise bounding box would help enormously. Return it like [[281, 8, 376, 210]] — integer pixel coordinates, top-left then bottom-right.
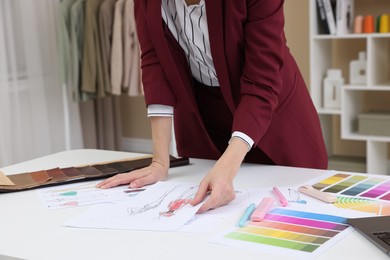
[[129, 182, 136, 188]]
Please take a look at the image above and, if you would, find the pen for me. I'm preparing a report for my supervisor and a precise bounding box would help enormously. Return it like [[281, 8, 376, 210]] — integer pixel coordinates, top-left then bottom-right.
[[123, 188, 146, 193], [272, 186, 288, 207], [250, 197, 274, 222], [237, 203, 256, 227], [298, 185, 337, 203]]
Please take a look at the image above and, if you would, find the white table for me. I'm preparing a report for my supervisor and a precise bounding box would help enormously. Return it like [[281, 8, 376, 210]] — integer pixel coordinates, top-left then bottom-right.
[[0, 149, 387, 260]]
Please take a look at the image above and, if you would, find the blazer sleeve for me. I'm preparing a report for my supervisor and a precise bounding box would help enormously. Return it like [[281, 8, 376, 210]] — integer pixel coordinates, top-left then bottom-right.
[[134, 0, 177, 106], [232, 0, 286, 145]]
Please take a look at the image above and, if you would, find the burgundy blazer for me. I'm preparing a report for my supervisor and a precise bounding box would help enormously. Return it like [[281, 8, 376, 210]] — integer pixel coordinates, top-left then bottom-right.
[[134, 0, 328, 169]]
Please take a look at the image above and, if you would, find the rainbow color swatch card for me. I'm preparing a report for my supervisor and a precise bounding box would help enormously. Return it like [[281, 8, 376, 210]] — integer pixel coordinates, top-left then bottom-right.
[[210, 208, 353, 259]]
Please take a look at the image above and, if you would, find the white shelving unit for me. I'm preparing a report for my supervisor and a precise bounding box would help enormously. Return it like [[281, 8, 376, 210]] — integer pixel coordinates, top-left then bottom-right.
[[309, 0, 390, 175]]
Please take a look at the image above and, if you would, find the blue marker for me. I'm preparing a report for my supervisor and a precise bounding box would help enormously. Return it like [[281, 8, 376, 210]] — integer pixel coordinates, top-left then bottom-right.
[[237, 203, 256, 227]]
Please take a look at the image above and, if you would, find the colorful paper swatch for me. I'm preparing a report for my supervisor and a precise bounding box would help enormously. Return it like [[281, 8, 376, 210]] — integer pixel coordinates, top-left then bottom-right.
[[380, 193, 390, 201], [312, 173, 350, 190], [360, 180, 390, 199], [307, 173, 390, 216], [323, 175, 367, 193], [311, 173, 390, 203], [341, 178, 384, 196], [224, 208, 348, 253], [334, 196, 390, 216]]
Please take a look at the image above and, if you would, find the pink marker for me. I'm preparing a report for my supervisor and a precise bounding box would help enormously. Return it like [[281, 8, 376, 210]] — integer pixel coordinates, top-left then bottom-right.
[[250, 197, 274, 222], [272, 186, 288, 207]]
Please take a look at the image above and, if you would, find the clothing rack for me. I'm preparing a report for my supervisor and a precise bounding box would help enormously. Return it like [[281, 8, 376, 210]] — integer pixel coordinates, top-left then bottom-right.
[[58, 0, 143, 103]]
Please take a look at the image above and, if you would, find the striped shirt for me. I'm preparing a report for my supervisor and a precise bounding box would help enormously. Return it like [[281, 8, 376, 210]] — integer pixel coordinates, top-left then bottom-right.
[[147, 0, 254, 149], [162, 0, 219, 87]]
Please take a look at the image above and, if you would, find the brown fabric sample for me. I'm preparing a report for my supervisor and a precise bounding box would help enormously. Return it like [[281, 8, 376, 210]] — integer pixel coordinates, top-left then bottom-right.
[[0, 156, 189, 193], [62, 167, 82, 177], [93, 164, 118, 175], [0, 171, 15, 186], [107, 162, 133, 173], [46, 168, 68, 180], [30, 170, 51, 183], [8, 173, 36, 186], [77, 166, 102, 177]]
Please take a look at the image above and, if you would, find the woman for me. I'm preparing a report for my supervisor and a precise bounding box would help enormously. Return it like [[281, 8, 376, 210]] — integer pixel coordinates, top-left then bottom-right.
[[97, 0, 328, 213]]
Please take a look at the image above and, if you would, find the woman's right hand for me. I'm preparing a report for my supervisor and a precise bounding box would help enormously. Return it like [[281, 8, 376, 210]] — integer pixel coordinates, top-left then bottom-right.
[[95, 160, 169, 189], [97, 116, 173, 189]]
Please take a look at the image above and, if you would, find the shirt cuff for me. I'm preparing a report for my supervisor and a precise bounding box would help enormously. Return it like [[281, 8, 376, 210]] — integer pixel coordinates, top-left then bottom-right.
[[147, 104, 174, 117], [231, 131, 254, 151]]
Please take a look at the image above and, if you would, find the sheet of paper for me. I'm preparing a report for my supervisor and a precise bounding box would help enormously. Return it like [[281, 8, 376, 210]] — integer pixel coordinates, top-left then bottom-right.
[[37, 181, 145, 210], [65, 182, 203, 231], [176, 189, 258, 233], [178, 214, 223, 233], [200, 189, 254, 217]]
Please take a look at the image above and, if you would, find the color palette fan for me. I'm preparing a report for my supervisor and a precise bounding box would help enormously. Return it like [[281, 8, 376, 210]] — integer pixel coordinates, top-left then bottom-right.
[[334, 196, 390, 216], [312, 173, 390, 202]]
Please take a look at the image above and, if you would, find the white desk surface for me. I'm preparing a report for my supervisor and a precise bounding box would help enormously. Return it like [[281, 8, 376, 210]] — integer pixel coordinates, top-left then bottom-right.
[[0, 149, 387, 260]]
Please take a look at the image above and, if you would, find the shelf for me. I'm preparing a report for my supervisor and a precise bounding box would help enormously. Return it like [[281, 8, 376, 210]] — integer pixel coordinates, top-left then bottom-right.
[[313, 33, 390, 40], [310, 0, 390, 175], [317, 108, 341, 115], [313, 35, 368, 40], [342, 132, 390, 142], [343, 85, 390, 90], [371, 33, 390, 39]]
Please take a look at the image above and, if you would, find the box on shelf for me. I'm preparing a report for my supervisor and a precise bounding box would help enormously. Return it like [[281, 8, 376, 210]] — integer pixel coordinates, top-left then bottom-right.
[[336, 0, 354, 35], [358, 112, 390, 137], [323, 69, 343, 109]]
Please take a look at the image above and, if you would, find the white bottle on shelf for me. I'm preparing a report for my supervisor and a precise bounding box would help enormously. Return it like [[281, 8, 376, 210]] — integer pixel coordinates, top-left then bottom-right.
[[349, 51, 367, 85], [323, 69, 344, 109]]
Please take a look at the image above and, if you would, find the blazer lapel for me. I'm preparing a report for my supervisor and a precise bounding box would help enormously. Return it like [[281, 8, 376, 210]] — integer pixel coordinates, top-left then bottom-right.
[[146, 0, 198, 111], [205, 0, 235, 112], [147, 0, 234, 113]]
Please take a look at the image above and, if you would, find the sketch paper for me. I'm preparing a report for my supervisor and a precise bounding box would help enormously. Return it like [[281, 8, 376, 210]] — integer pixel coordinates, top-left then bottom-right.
[[200, 189, 253, 218], [37, 181, 145, 210], [178, 214, 223, 233], [65, 182, 203, 231], [177, 189, 257, 233]]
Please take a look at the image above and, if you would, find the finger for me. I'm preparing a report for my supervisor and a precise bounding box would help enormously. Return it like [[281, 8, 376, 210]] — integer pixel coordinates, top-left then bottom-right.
[[190, 181, 209, 206], [197, 191, 221, 213], [98, 173, 135, 189], [105, 167, 154, 187], [129, 173, 159, 188], [96, 168, 144, 188], [124, 167, 149, 179], [198, 184, 237, 213], [95, 175, 119, 188]]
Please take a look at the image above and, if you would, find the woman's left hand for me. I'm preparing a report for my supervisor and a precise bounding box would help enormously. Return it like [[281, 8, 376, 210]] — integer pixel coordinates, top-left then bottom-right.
[[190, 163, 237, 213], [190, 136, 249, 213]]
